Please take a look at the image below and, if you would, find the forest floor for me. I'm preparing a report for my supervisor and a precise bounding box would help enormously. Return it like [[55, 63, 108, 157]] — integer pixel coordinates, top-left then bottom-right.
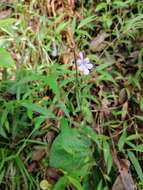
[[0, 0, 143, 190]]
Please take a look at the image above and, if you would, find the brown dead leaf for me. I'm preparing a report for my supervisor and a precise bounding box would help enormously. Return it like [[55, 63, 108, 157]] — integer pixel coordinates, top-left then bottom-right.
[[46, 167, 61, 183], [32, 149, 45, 161], [112, 175, 126, 190], [121, 101, 128, 120], [59, 51, 74, 65], [0, 9, 12, 19], [119, 88, 127, 104], [46, 131, 56, 155], [89, 32, 109, 52], [111, 147, 137, 190], [112, 157, 136, 190], [28, 162, 37, 172]]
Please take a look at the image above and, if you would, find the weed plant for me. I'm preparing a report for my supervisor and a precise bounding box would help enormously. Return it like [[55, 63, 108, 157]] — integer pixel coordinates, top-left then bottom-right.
[[0, 0, 143, 189]]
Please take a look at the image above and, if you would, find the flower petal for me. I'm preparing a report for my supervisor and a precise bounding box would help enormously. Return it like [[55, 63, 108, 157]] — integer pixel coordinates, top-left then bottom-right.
[[77, 59, 82, 65], [79, 52, 84, 60], [78, 65, 85, 72], [84, 58, 90, 64], [83, 68, 90, 75], [85, 63, 93, 69], [78, 65, 90, 75]]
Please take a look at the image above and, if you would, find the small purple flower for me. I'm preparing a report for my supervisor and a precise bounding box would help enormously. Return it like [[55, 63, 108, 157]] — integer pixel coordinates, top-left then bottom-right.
[[76, 52, 93, 75]]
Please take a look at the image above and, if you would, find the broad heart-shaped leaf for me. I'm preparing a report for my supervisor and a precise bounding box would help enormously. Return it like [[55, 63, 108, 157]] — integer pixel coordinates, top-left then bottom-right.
[[49, 125, 93, 177], [0, 48, 15, 68]]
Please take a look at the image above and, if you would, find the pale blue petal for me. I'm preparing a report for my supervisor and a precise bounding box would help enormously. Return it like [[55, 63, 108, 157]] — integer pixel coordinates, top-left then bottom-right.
[[84, 58, 90, 64], [78, 65, 90, 75], [85, 63, 93, 69], [83, 67, 90, 75], [79, 52, 84, 60]]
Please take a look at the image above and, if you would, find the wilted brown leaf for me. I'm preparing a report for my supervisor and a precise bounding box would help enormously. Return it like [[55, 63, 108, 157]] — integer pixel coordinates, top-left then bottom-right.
[[0, 9, 12, 19], [121, 101, 128, 120], [46, 167, 61, 182], [119, 88, 127, 104], [32, 149, 45, 161], [28, 162, 37, 172], [112, 158, 136, 190], [89, 32, 109, 52]]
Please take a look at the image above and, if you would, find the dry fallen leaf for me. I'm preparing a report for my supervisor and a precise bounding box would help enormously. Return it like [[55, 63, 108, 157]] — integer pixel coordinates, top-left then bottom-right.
[[46, 167, 61, 183], [119, 88, 127, 104], [121, 101, 128, 120], [89, 32, 109, 52], [32, 149, 45, 161], [112, 159, 136, 190], [0, 9, 12, 19], [28, 162, 37, 172], [112, 175, 126, 190]]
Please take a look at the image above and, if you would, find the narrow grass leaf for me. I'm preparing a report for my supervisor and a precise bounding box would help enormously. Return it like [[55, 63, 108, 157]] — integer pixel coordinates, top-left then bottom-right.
[[118, 129, 127, 151], [53, 176, 68, 190], [68, 176, 84, 190], [22, 102, 55, 118], [0, 18, 16, 28], [78, 16, 95, 29], [128, 151, 143, 183]]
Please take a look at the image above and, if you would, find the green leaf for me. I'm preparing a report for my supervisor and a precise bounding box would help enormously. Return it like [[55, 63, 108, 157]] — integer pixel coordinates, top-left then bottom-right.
[[134, 115, 143, 121], [44, 74, 60, 98], [77, 16, 96, 29], [22, 102, 55, 118], [126, 134, 141, 141], [0, 18, 16, 28], [68, 176, 84, 190], [96, 62, 113, 72], [128, 144, 143, 153], [0, 48, 15, 68], [97, 180, 103, 190], [118, 129, 127, 151], [55, 22, 68, 34], [95, 3, 107, 11], [0, 124, 7, 139], [103, 140, 112, 174], [128, 151, 143, 183], [134, 144, 143, 152], [113, 0, 129, 8], [53, 176, 68, 190], [49, 126, 93, 177], [140, 97, 143, 111]]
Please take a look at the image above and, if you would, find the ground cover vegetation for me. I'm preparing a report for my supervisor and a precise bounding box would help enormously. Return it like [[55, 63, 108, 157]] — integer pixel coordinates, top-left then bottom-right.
[[0, 0, 143, 189]]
